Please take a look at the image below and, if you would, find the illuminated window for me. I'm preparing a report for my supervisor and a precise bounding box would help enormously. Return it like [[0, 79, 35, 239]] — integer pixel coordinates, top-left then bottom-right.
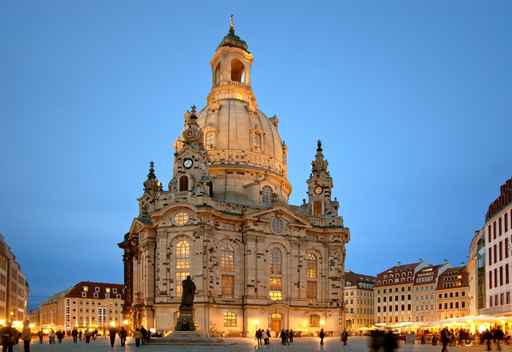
[[175, 240, 191, 297], [269, 278, 282, 301], [223, 312, 237, 327], [306, 253, 318, 299], [174, 212, 189, 226], [220, 243, 235, 273], [309, 314, 320, 327], [83, 286, 89, 292], [222, 275, 234, 297]]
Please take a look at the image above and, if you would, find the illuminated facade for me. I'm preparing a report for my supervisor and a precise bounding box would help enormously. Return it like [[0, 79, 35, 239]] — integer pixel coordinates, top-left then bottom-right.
[[412, 263, 449, 323], [435, 267, 470, 320], [481, 177, 512, 316], [119, 21, 349, 337], [37, 281, 124, 331], [0, 233, 29, 323], [343, 271, 375, 332]]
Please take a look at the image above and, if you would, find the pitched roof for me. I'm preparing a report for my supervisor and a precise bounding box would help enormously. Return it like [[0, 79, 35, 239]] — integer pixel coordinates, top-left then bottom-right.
[[65, 281, 124, 299], [344, 271, 376, 289], [375, 262, 421, 287], [436, 267, 469, 290]]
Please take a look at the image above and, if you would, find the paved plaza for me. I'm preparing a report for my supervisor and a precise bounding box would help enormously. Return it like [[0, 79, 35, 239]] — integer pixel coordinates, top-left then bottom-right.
[[20, 336, 512, 352]]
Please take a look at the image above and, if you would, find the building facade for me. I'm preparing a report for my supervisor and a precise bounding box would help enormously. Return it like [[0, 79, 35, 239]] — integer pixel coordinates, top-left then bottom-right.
[[343, 271, 375, 332], [37, 282, 124, 332], [468, 229, 486, 315], [435, 267, 470, 320], [119, 22, 349, 337], [0, 233, 29, 323], [482, 177, 512, 315], [374, 262, 427, 325], [412, 263, 449, 323]]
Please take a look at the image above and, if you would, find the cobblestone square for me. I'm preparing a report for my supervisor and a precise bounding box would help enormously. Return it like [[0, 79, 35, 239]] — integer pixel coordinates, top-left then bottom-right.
[[20, 336, 512, 352]]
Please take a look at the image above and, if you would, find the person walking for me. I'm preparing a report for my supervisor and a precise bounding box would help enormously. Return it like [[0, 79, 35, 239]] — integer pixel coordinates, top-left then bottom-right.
[[341, 329, 348, 346], [441, 327, 450, 352], [36, 331, 43, 344], [255, 329, 262, 348], [119, 327, 127, 347], [495, 326, 504, 351], [264, 329, 270, 345], [289, 329, 294, 343], [71, 328, 78, 344], [109, 327, 117, 348], [48, 329, 56, 345], [319, 328, 326, 346], [56, 330, 64, 343], [279, 329, 287, 345], [21, 321, 31, 352], [134, 328, 142, 347], [1, 322, 13, 352], [382, 330, 398, 352]]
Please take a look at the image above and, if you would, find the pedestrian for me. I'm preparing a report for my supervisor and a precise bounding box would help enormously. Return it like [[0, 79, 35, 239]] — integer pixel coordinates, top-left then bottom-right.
[[495, 326, 504, 351], [78, 330, 82, 341], [1, 322, 13, 352], [109, 326, 117, 348], [71, 328, 78, 344], [441, 327, 449, 352], [21, 321, 31, 352], [289, 329, 294, 343], [134, 328, 142, 347], [56, 330, 64, 343], [341, 329, 348, 346], [382, 330, 398, 352], [119, 327, 127, 347], [84, 331, 91, 344], [319, 328, 326, 346], [36, 331, 43, 344], [140, 326, 148, 344], [264, 329, 270, 345], [48, 329, 56, 344]]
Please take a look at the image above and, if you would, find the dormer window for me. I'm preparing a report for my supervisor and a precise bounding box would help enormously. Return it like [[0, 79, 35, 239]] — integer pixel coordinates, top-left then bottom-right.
[[83, 286, 88, 292]]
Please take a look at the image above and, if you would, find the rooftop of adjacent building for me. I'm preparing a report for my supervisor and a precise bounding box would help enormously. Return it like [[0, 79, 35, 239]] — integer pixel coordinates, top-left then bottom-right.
[[486, 177, 512, 221], [344, 271, 376, 288], [40, 281, 124, 305], [375, 261, 422, 287], [436, 266, 469, 290]]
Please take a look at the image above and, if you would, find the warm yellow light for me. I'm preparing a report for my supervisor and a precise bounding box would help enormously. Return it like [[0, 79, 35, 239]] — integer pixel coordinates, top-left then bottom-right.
[[29, 323, 36, 329], [320, 319, 325, 326], [0, 320, 5, 326], [254, 320, 260, 327], [122, 320, 129, 326], [109, 321, 116, 327]]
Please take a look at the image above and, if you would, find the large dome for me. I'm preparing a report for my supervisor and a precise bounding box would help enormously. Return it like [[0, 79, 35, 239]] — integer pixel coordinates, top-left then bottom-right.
[[174, 24, 291, 206]]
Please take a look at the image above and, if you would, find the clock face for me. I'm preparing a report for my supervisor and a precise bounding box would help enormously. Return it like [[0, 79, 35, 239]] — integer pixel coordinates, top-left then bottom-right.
[[315, 186, 323, 195], [183, 158, 193, 169]]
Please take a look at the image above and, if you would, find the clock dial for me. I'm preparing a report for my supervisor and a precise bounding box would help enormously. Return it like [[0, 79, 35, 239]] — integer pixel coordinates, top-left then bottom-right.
[[183, 158, 193, 169], [315, 186, 323, 195]]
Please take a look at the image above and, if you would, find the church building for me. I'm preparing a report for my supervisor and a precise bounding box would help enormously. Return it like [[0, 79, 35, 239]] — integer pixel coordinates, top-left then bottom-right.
[[119, 20, 350, 337]]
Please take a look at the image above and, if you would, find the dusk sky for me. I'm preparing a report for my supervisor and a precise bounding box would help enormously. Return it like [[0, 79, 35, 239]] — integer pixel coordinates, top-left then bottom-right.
[[2, 1, 511, 308]]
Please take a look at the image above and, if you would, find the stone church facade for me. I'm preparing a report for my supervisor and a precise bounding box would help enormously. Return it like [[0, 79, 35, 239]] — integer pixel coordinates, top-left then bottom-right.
[[119, 22, 350, 337]]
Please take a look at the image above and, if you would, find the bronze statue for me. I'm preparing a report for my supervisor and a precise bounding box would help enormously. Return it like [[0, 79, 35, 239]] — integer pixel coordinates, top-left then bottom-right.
[[180, 275, 196, 308]]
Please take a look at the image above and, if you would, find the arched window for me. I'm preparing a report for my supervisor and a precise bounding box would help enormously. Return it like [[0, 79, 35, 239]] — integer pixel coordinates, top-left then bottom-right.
[[252, 132, 262, 151], [220, 243, 235, 297], [269, 248, 283, 301], [175, 240, 191, 297], [313, 201, 322, 217], [261, 186, 272, 207], [306, 253, 318, 299], [179, 175, 189, 192], [230, 59, 245, 82], [214, 62, 221, 85], [205, 132, 216, 150]]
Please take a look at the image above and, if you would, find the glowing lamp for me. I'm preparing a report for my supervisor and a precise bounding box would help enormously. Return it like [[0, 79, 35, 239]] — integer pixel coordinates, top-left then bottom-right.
[[109, 321, 116, 327], [320, 319, 325, 326]]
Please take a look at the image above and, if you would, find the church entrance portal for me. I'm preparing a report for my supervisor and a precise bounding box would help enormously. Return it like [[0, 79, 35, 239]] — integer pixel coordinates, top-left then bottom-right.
[[270, 313, 282, 337]]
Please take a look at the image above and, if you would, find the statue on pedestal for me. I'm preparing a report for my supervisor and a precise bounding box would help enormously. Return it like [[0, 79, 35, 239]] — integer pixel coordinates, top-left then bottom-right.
[[175, 275, 196, 331]]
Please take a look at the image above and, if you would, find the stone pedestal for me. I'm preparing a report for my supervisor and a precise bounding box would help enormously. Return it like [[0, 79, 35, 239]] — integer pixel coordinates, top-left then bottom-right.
[[175, 307, 195, 331]]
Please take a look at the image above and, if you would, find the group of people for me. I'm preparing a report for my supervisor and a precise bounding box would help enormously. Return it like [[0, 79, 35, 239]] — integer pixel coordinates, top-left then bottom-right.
[[0, 321, 32, 352], [369, 330, 399, 352]]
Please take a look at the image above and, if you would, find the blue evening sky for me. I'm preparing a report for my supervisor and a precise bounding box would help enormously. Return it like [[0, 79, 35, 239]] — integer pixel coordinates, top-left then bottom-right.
[[2, 1, 511, 308]]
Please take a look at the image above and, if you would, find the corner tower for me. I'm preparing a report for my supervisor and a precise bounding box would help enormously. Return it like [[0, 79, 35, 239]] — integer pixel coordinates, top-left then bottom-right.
[[180, 18, 291, 206]]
